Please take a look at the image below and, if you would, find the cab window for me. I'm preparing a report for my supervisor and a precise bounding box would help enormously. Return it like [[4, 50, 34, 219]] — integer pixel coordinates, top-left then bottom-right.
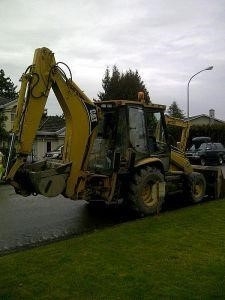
[[128, 107, 148, 153]]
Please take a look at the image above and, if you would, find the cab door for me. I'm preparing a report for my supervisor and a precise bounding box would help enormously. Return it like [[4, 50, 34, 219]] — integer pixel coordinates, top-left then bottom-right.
[[145, 109, 170, 171], [128, 106, 170, 171]]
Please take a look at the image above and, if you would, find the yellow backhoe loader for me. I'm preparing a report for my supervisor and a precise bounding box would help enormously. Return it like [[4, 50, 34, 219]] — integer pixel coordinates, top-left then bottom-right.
[[4, 47, 224, 216]]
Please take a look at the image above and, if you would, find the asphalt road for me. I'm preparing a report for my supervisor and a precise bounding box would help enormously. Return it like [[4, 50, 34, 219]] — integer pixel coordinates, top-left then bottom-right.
[[0, 184, 132, 254]]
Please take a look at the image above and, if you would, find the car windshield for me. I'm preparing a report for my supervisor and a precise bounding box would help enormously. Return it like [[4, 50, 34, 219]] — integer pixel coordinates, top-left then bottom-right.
[[189, 145, 196, 151], [52, 145, 63, 152], [198, 143, 207, 150]]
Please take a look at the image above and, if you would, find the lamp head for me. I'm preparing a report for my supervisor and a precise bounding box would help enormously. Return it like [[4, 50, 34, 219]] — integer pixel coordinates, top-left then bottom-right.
[[206, 66, 213, 70]]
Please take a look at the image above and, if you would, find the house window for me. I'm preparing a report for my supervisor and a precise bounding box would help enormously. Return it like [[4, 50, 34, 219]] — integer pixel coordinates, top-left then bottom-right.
[[11, 106, 17, 122], [47, 141, 51, 152]]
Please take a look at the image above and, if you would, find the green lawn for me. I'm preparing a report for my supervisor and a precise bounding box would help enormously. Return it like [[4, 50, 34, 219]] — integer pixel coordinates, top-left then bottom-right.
[[1, 199, 225, 299]]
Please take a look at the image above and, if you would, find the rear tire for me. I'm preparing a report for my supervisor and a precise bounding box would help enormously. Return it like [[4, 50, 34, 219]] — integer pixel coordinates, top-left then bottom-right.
[[128, 166, 165, 216], [185, 172, 206, 203]]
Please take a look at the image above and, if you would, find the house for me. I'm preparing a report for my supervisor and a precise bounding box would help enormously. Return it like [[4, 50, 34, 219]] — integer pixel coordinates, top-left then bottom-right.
[[0, 96, 17, 132], [0, 96, 65, 159], [185, 109, 225, 126], [34, 115, 65, 160]]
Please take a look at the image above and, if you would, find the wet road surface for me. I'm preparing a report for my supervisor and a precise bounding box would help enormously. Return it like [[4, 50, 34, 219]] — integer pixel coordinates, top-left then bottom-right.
[[0, 184, 135, 254]]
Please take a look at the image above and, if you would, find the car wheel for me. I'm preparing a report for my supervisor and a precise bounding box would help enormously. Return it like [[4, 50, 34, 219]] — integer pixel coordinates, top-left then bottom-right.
[[218, 156, 223, 165], [200, 157, 206, 166]]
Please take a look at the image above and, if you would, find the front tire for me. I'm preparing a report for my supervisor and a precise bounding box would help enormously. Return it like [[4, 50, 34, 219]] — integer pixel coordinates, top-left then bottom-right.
[[185, 172, 206, 204], [128, 166, 165, 216]]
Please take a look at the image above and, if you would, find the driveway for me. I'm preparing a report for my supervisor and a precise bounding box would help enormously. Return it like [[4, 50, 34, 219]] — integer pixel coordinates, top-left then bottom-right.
[[0, 184, 131, 253]]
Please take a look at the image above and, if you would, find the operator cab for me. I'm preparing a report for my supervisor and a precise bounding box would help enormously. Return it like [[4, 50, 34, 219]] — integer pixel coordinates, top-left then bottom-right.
[[88, 99, 170, 174]]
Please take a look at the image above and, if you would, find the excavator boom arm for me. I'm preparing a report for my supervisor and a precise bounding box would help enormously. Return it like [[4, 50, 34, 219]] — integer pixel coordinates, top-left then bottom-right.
[[6, 47, 98, 198]]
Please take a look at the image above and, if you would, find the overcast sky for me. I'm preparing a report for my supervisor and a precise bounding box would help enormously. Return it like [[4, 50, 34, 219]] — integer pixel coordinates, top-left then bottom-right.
[[1, 0, 225, 119]]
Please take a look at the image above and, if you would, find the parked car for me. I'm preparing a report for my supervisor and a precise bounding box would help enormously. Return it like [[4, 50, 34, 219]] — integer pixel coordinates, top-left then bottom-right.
[[186, 138, 225, 166], [44, 145, 64, 159], [27, 152, 37, 163]]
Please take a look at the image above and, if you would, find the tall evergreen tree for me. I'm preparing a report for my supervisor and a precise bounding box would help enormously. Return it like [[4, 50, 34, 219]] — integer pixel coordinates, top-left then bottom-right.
[[100, 67, 111, 100], [167, 101, 185, 119], [0, 69, 18, 149], [98, 66, 150, 102], [0, 69, 18, 99]]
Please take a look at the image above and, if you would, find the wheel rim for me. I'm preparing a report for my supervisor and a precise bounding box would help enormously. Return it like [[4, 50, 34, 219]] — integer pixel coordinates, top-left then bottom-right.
[[193, 182, 204, 198], [201, 158, 206, 166], [141, 182, 158, 207], [219, 157, 223, 165]]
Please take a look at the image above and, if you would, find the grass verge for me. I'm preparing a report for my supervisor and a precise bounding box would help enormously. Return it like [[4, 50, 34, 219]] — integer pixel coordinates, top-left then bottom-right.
[[1, 199, 225, 299]]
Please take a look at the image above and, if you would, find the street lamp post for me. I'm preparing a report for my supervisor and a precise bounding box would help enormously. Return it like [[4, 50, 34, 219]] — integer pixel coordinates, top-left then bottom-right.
[[187, 66, 213, 120]]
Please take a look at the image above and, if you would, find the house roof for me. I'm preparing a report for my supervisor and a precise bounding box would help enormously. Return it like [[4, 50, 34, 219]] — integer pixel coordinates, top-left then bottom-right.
[[184, 114, 225, 124], [37, 127, 65, 136], [38, 115, 65, 133], [0, 96, 16, 108]]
